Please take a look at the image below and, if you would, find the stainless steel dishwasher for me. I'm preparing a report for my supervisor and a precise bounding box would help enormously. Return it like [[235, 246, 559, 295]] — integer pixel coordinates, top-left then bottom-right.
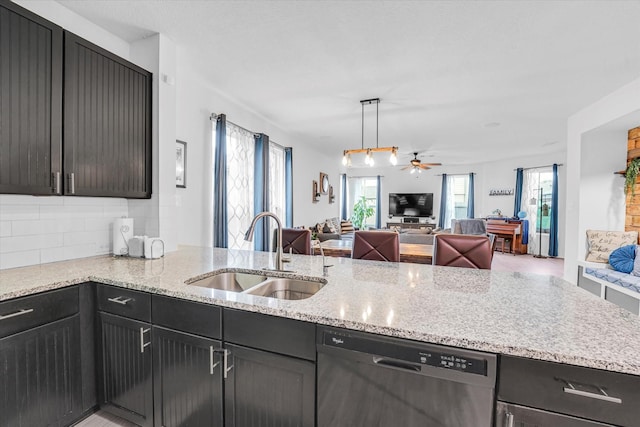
[[316, 326, 497, 427]]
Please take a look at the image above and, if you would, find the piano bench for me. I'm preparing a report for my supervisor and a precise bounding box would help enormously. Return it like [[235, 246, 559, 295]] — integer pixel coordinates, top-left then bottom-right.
[[496, 236, 514, 254]]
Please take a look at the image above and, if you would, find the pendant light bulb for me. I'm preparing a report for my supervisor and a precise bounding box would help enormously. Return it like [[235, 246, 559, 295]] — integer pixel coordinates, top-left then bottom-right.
[[342, 152, 348, 166], [347, 155, 352, 167], [369, 156, 374, 167], [389, 149, 398, 166]]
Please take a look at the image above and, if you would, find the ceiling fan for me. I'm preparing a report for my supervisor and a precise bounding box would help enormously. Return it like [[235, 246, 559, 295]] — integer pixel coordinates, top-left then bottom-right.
[[401, 152, 442, 174]]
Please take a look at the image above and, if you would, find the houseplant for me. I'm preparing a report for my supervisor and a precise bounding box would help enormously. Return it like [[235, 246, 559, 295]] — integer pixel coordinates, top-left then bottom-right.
[[625, 157, 640, 198], [351, 196, 375, 230]]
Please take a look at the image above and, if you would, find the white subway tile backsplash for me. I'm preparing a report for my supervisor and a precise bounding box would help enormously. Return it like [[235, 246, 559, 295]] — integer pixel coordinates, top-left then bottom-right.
[[0, 221, 11, 237], [0, 250, 41, 269], [0, 197, 128, 270], [0, 194, 63, 206], [0, 234, 63, 253], [63, 197, 107, 207], [40, 205, 104, 219], [85, 217, 114, 231], [11, 220, 45, 236], [64, 230, 109, 246], [0, 205, 40, 221], [103, 205, 129, 218]]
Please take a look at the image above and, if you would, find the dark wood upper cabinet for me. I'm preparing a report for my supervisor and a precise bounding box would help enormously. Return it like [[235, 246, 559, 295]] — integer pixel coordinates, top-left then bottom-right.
[[64, 32, 152, 198], [0, 0, 63, 195]]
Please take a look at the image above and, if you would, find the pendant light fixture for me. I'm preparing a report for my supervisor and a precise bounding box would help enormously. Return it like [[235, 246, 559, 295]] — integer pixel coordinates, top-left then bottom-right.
[[342, 98, 398, 167]]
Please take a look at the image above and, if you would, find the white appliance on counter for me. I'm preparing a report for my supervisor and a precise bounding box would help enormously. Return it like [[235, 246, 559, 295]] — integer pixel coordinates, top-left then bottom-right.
[[112, 218, 133, 256]]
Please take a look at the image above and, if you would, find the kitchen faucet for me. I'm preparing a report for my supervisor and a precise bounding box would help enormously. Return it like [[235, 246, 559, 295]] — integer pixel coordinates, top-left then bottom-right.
[[244, 211, 287, 271]]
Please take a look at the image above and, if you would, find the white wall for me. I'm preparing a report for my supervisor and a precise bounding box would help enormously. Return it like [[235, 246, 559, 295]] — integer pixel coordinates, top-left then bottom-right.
[[174, 52, 339, 246], [343, 151, 567, 257], [566, 75, 640, 282]]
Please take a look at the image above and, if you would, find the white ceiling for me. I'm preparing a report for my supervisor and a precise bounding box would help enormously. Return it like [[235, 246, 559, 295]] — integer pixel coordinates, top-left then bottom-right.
[[53, 0, 640, 166]]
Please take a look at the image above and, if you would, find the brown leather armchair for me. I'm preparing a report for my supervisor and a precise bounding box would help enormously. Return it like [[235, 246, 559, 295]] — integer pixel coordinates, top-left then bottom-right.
[[432, 234, 493, 269], [352, 231, 400, 262], [278, 228, 312, 255]]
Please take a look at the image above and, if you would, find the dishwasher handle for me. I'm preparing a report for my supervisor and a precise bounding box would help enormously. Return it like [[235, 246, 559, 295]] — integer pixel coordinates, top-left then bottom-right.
[[372, 356, 421, 373]]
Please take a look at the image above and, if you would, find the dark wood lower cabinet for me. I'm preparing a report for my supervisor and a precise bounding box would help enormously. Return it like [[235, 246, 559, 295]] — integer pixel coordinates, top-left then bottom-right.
[[152, 326, 223, 427], [97, 312, 153, 427], [0, 315, 82, 427], [224, 343, 315, 427]]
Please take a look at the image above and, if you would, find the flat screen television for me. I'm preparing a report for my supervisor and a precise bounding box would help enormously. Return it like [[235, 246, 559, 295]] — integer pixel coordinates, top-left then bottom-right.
[[389, 193, 433, 217]]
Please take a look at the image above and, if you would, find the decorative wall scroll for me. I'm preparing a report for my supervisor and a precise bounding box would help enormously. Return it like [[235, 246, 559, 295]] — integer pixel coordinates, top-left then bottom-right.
[[489, 188, 514, 196]]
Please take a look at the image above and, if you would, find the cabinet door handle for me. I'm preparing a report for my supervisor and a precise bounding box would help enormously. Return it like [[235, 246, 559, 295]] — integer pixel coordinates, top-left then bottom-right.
[[210, 346, 221, 375], [0, 308, 34, 321], [107, 296, 132, 305], [563, 381, 622, 404], [52, 172, 61, 194], [504, 412, 514, 427], [223, 349, 233, 379], [67, 172, 75, 194], [140, 327, 151, 353]]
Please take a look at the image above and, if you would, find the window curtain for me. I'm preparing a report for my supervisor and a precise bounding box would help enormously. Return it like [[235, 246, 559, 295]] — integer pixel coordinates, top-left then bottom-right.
[[549, 163, 559, 257], [213, 114, 227, 248], [254, 134, 270, 251], [513, 168, 523, 217], [467, 173, 475, 218], [226, 124, 255, 250], [340, 174, 347, 221], [284, 147, 293, 228], [375, 175, 382, 229], [522, 169, 540, 255], [438, 174, 448, 228]]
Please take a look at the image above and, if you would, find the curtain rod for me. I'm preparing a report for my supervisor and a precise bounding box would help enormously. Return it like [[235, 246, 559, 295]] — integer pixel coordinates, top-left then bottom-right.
[[434, 172, 476, 176], [346, 175, 384, 179], [211, 112, 285, 148], [210, 112, 260, 138], [514, 163, 564, 171]]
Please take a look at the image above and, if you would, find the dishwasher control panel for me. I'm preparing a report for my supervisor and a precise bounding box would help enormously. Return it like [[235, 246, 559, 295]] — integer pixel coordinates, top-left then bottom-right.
[[322, 330, 488, 376]]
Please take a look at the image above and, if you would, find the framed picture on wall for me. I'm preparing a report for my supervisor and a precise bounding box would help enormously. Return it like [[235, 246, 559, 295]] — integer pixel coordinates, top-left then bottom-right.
[[176, 140, 187, 188]]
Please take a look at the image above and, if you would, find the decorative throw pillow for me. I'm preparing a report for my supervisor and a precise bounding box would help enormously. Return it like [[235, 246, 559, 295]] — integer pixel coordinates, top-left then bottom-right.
[[609, 245, 636, 274], [340, 221, 354, 234], [585, 230, 638, 263], [632, 245, 640, 277], [322, 222, 334, 233], [326, 217, 340, 234]]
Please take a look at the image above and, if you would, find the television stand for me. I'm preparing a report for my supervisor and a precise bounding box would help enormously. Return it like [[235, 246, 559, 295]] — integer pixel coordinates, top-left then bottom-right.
[[386, 221, 436, 231]]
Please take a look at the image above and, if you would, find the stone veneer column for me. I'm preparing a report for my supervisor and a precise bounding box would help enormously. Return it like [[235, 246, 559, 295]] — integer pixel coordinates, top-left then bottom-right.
[[625, 127, 640, 237]]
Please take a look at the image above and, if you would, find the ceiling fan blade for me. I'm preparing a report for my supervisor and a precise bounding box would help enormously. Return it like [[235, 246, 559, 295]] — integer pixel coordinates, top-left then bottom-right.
[[400, 165, 411, 170], [418, 165, 431, 170], [421, 162, 442, 166]]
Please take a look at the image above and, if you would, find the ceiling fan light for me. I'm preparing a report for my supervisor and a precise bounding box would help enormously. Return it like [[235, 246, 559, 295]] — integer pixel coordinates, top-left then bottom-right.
[[410, 168, 416, 174]]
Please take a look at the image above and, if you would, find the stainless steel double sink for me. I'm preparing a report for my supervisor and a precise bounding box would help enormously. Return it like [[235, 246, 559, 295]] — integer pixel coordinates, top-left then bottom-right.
[[186, 271, 326, 300]]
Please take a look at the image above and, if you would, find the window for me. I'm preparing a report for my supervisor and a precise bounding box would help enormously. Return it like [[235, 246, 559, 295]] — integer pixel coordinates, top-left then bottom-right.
[[347, 177, 378, 229], [268, 143, 286, 248], [536, 171, 553, 233], [450, 175, 470, 220], [442, 174, 470, 228], [214, 118, 290, 251]]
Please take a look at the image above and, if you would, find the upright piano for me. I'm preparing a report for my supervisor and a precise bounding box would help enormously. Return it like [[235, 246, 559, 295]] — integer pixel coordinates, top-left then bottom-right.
[[486, 220, 526, 254]]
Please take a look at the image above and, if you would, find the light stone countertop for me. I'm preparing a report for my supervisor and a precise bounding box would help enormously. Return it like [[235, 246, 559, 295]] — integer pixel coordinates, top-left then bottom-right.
[[2, 245, 640, 376]]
